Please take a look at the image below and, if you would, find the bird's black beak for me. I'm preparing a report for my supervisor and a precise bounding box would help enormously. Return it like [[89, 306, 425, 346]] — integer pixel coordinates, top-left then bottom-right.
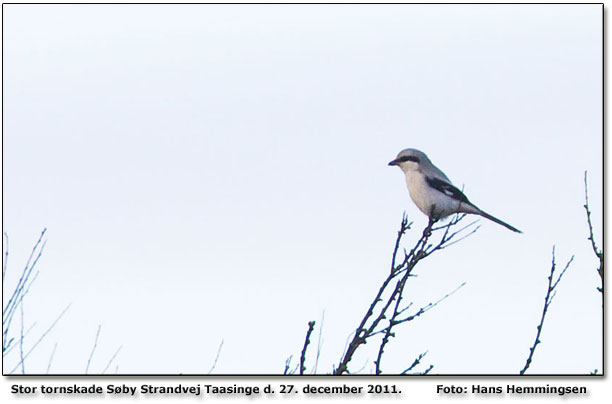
[[388, 159, 399, 166]]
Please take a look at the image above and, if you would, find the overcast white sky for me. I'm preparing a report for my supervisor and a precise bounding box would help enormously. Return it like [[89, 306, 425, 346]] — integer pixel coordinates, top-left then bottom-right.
[[2, 3, 603, 375]]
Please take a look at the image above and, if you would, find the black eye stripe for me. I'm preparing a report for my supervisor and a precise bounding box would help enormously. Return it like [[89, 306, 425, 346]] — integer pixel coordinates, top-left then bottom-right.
[[399, 155, 420, 163]]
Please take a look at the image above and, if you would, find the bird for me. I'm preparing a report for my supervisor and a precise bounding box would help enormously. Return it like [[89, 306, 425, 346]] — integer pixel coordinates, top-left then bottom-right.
[[388, 148, 521, 233]]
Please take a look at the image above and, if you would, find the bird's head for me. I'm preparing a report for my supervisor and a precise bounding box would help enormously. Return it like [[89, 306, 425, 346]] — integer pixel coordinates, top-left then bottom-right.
[[388, 148, 430, 172]]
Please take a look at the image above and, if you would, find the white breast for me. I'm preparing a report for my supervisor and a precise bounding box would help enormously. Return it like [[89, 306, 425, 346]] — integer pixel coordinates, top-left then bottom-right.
[[404, 171, 470, 218], [404, 171, 436, 216]]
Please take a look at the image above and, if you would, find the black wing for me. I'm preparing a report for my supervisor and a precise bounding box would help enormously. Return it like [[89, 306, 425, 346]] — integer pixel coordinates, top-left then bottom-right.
[[425, 177, 472, 205]]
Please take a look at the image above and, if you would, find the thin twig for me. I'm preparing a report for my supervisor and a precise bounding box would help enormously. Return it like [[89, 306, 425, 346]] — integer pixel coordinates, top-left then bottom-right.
[[583, 171, 603, 293], [102, 346, 123, 374], [3, 251, 44, 332], [520, 247, 573, 375], [435, 224, 481, 251], [46, 343, 58, 374], [299, 321, 316, 375], [3, 322, 38, 357], [374, 274, 410, 374], [85, 325, 102, 374], [9, 303, 71, 374], [283, 355, 293, 375], [207, 339, 224, 374], [3, 271, 40, 352], [417, 364, 434, 375], [3, 259, 44, 339], [390, 214, 412, 273], [374, 282, 466, 374], [394, 282, 467, 325], [3, 229, 46, 320], [19, 300, 25, 374], [3, 230, 48, 362], [401, 351, 429, 374], [353, 358, 369, 374], [313, 311, 325, 374]]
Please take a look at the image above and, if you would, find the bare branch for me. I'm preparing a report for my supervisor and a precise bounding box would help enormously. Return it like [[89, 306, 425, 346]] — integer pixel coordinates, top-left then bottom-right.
[[583, 171, 603, 294], [3, 322, 38, 357], [299, 321, 316, 375], [417, 364, 434, 375], [207, 339, 224, 374], [313, 311, 325, 374], [353, 358, 370, 374], [390, 214, 412, 273], [8, 303, 71, 374], [102, 345, 123, 374], [394, 282, 467, 325], [520, 247, 573, 374], [401, 351, 429, 374], [283, 355, 294, 375], [334, 214, 475, 375], [374, 275, 409, 374], [46, 343, 58, 374], [85, 325, 102, 374], [375, 282, 466, 374], [19, 300, 25, 374], [3, 271, 40, 353], [3, 232, 45, 357], [3, 229, 47, 321]]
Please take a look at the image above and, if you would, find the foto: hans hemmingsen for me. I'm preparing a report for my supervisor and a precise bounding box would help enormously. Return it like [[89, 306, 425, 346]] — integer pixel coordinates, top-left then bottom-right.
[[473, 384, 587, 396]]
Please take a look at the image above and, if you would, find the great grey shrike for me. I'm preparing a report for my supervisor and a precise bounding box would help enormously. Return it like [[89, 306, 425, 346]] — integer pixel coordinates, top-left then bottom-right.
[[389, 148, 521, 233]]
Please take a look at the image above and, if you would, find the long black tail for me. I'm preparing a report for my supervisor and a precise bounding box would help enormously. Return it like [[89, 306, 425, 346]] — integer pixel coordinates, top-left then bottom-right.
[[477, 210, 522, 233]]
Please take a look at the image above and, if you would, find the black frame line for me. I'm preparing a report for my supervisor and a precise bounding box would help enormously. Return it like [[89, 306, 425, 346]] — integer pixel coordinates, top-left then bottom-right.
[[1, 1, 605, 378]]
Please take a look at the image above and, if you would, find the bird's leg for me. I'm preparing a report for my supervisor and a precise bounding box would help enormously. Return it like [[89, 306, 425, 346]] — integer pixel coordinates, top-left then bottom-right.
[[426, 205, 440, 237], [424, 215, 438, 239]]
